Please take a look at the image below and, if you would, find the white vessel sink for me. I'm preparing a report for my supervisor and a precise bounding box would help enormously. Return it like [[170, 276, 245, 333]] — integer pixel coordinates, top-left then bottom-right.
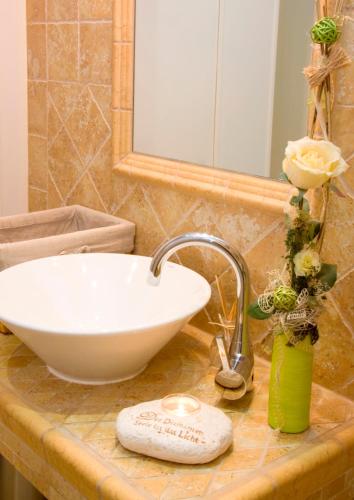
[[0, 253, 210, 384]]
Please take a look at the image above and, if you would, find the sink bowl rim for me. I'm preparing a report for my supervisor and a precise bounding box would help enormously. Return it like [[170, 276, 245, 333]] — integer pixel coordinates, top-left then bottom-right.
[[0, 253, 212, 336]]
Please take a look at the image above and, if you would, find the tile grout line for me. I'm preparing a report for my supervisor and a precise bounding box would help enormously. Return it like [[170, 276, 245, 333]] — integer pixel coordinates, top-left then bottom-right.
[[28, 186, 48, 194], [48, 170, 64, 206], [327, 294, 354, 337], [87, 170, 109, 213], [47, 88, 88, 200], [111, 183, 138, 215], [141, 187, 170, 240], [335, 265, 354, 284], [45, 0, 49, 209], [167, 199, 203, 237], [64, 133, 112, 204], [204, 413, 249, 496], [88, 85, 112, 132], [47, 94, 65, 150], [29, 78, 111, 87], [28, 20, 113, 25], [28, 132, 48, 140]]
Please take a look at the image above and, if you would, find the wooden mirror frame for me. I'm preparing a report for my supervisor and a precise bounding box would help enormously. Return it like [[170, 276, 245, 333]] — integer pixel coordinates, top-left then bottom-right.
[[111, 0, 290, 214]]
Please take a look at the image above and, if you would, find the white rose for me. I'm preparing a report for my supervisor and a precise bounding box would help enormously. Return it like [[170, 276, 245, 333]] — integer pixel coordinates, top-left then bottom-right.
[[294, 249, 321, 277], [283, 137, 348, 190]]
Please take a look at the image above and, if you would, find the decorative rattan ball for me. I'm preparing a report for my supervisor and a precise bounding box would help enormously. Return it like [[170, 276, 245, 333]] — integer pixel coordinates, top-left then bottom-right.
[[273, 286, 297, 311], [311, 17, 340, 45]]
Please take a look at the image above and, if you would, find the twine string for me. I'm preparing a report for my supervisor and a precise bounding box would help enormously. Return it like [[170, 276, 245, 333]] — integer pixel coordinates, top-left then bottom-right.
[[304, 45, 351, 88]]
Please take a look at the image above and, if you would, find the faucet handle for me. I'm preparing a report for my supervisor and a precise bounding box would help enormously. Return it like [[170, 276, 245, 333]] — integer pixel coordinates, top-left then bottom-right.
[[213, 334, 244, 389]]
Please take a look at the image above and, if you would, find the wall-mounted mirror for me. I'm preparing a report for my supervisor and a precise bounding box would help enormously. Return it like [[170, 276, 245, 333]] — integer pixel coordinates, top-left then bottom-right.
[[133, 0, 314, 179]]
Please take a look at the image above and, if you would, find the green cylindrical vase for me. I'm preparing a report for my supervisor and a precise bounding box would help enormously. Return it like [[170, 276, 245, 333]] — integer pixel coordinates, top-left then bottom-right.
[[268, 333, 314, 433]]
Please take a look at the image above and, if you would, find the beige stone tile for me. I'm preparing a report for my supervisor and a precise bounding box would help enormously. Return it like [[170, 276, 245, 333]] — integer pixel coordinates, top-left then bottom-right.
[[332, 487, 354, 500], [305, 489, 323, 500], [80, 23, 112, 84], [220, 447, 263, 471], [99, 474, 146, 500], [48, 24, 78, 81], [116, 186, 167, 255], [48, 82, 83, 122], [48, 128, 82, 199], [27, 0, 45, 22], [208, 470, 253, 494], [262, 446, 293, 465], [145, 183, 199, 236], [89, 84, 112, 127], [335, 60, 354, 106], [47, 175, 63, 208], [48, 98, 63, 146], [313, 304, 354, 396], [340, 16, 354, 58], [42, 430, 109, 499], [341, 156, 354, 193], [8, 449, 50, 497], [244, 221, 285, 294], [110, 456, 175, 479], [47, 0, 78, 21], [66, 87, 110, 166], [211, 200, 279, 255], [189, 307, 214, 334], [137, 477, 169, 498], [169, 202, 228, 284], [86, 438, 118, 459], [233, 425, 270, 449], [28, 81, 47, 137], [29, 188, 47, 212], [84, 421, 116, 441], [89, 138, 112, 210], [330, 272, 354, 337], [322, 474, 346, 499], [332, 106, 354, 160], [64, 422, 96, 440], [80, 0, 112, 20], [160, 473, 212, 500], [63, 408, 105, 424], [28, 135, 47, 190], [66, 173, 106, 212], [27, 24, 46, 80]]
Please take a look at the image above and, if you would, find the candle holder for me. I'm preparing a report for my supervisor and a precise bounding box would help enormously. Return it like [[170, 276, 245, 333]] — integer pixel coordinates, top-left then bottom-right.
[[161, 394, 201, 417]]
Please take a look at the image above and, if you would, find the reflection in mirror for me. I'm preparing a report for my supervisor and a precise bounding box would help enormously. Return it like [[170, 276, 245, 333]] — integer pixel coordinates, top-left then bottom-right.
[[133, 0, 314, 179]]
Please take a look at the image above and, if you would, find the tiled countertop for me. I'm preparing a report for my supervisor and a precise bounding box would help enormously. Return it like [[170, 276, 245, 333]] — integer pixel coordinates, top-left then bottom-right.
[[0, 326, 353, 500]]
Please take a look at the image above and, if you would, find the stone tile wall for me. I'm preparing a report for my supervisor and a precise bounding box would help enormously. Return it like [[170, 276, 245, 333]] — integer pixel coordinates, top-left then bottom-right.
[[26, 0, 354, 398]]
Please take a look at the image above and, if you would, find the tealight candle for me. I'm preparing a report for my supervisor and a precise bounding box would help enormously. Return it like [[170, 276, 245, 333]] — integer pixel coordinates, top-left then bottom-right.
[[161, 394, 201, 417]]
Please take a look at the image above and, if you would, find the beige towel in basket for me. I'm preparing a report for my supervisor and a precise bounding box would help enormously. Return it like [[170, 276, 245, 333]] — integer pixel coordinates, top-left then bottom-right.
[[0, 205, 135, 271]]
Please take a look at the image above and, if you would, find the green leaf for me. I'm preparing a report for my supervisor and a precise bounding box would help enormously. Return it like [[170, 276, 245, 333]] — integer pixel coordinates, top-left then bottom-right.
[[290, 191, 310, 212], [317, 263, 337, 290], [307, 220, 321, 241], [279, 172, 290, 183], [301, 198, 310, 212], [248, 302, 272, 320]]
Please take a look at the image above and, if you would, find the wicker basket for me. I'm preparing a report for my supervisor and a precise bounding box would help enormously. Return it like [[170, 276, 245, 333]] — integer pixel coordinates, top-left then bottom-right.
[[0, 205, 135, 334]]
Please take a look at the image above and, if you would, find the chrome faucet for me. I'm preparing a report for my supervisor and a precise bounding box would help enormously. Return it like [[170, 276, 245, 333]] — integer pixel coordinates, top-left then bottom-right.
[[150, 233, 254, 399]]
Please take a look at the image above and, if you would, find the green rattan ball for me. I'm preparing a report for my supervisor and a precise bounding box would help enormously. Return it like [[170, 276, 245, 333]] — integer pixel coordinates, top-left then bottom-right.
[[273, 286, 297, 312], [311, 17, 340, 45]]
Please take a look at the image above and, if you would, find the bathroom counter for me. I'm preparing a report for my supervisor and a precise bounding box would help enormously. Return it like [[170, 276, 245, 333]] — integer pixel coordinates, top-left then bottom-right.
[[0, 326, 353, 500]]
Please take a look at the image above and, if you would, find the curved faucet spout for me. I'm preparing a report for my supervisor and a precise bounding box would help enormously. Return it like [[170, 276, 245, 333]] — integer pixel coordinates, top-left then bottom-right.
[[150, 233, 254, 397]]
